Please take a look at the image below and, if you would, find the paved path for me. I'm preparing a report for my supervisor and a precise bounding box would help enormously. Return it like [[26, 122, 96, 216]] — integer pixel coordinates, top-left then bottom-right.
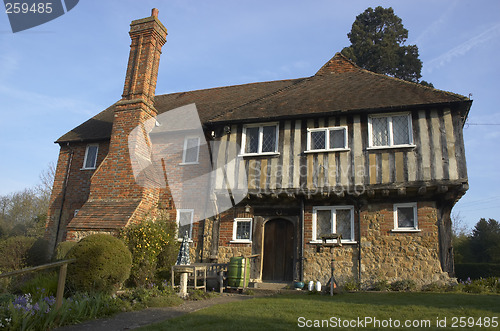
[[55, 294, 252, 331]]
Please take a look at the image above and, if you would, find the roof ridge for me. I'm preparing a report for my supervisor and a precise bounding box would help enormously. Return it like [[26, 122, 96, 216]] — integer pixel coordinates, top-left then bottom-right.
[[205, 77, 310, 123]]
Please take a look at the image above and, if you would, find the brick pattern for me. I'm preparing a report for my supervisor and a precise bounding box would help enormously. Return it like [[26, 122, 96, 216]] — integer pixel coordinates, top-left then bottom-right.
[[46, 11, 170, 248], [315, 52, 358, 75]]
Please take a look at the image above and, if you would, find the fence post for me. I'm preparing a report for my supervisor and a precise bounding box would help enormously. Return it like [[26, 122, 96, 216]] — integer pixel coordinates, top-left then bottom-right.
[[56, 263, 69, 309]]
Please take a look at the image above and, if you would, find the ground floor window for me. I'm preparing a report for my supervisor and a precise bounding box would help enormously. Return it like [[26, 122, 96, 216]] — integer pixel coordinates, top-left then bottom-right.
[[231, 218, 252, 243], [393, 203, 418, 231], [312, 206, 355, 243], [176, 209, 193, 240]]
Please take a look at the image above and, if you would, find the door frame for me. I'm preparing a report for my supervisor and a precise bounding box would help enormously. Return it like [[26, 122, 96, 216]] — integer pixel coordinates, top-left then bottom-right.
[[259, 216, 296, 281]]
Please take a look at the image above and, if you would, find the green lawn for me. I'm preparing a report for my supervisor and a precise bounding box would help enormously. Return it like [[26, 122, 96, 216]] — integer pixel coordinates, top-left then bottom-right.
[[140, 292, 500, 330]]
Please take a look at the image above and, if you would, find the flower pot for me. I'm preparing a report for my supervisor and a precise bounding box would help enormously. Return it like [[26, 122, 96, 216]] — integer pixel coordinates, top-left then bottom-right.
[[293, 281, 304, 290]]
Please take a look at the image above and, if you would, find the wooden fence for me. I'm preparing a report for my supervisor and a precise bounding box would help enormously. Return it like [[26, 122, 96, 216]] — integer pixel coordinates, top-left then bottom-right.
[[0, 259, 76, 309]]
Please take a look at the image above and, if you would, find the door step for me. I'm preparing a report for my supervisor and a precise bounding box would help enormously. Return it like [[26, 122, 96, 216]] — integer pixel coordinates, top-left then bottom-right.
[[251, 282, 290, 290]]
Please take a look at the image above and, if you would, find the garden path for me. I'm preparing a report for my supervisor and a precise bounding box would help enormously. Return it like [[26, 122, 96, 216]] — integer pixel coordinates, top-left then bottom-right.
[[55, 293, 252, 331]]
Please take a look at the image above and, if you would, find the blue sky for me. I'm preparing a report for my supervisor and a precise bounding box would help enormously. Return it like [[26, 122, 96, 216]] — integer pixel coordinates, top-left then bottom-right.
[[0, 0, 499, 230]]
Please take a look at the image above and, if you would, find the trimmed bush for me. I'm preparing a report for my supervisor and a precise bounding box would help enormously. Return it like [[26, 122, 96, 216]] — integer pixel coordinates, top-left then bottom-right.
[[66, 234, 132, 294], [53, 240, 78, 261]]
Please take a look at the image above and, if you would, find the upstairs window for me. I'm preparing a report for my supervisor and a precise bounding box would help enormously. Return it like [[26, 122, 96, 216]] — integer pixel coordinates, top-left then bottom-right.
[[231, 218, 252, 243], [241, 123, 279, 155], [393, 203, 419, 231], [312, 206, 355, 243], [177, 209, 193, 241], [82, 144, 98, 169], [307, 127, 348, 152], [182, 136, 200, 164], [368, 113, 413, 148]]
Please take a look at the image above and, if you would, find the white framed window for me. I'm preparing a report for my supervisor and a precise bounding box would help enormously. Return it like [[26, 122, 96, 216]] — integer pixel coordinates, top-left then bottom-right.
[[368, 113, 414, 148], [306, 126, 348, 152], [82, 144, 99, 169], [231, 218, 252, 243], [181, 136, 200, 164], [312, 206, 355, 243], [393, 203, 419, 232], [176, 209, 194, 241], [240, 123, 279, 156]]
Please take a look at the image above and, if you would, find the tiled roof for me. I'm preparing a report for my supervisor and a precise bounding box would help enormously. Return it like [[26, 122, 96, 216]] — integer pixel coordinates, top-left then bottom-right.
[[67, 199, 142, 230], [56, 53, 469, 143]]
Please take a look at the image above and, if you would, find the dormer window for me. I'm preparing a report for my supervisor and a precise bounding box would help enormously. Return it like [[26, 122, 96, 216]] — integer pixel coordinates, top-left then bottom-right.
[[240, 123, 279, 156], [306, 126, 348, 152], [368, 113, 414, 149]]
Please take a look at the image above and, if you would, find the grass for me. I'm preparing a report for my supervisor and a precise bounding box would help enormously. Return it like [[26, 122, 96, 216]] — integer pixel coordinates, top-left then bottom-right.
[[140, 292, 500, 330]]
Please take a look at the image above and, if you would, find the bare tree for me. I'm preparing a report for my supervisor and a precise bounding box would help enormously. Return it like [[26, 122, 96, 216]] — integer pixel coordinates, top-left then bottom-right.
[[452, 212, 471, 238]]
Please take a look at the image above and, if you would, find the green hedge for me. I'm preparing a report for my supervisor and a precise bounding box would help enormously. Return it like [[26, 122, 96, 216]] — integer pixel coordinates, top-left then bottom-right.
[[455, 263, 500, 281], [66, 234, 132, 294]]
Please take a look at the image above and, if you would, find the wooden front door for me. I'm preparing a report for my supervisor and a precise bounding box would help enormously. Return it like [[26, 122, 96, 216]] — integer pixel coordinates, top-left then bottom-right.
[[262, 219, 294, 281]]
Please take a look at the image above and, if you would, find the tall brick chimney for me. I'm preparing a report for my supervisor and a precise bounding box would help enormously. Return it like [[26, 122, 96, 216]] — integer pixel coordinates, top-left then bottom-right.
[[66, 9, 168, 239]]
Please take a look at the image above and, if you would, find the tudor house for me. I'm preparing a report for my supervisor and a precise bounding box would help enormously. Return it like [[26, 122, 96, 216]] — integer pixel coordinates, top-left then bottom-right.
[[45, 10, 472, 286]]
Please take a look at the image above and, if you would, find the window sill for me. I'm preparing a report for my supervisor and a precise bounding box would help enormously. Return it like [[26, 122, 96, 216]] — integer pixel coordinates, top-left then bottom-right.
[[367, 144, 416, 151], [391, 229, 421, 233], [179, 162, 200, 166], [309, 240, 357, 245], [238, 152, 280, 157], [230, 240, 252, 244], [80, 167, 96, 171], [304, 148, 350, 154], [177, 239, 194, 242]]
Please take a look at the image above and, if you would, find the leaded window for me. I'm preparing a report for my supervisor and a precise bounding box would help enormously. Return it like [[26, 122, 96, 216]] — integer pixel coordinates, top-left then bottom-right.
[[242, 123, 279, 155], [393, 203, 418, 230], [369, 113, 413, 148], [307, 127, 348, 151], [312, 206, 355, 242]]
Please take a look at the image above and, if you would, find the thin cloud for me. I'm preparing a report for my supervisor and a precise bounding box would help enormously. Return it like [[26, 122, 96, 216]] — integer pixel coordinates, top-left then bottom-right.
[[424, 23, 500, 73], [414, 0, 458, 46], [0, 84, 101, 116]]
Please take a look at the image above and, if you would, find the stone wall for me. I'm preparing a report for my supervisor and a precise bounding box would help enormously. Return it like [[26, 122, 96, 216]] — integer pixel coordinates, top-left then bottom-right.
[[302, 200, 449, 287]]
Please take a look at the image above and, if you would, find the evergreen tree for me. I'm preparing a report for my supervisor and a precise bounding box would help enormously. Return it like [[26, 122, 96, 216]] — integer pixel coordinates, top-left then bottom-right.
[[470, 218, 500, 263], [342, 6, 423, 83]]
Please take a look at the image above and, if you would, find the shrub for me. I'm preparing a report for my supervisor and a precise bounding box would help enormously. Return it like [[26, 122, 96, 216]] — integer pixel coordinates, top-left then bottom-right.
[[52, 241, 77, 261], [26, 238, 50, 267], [342, 278, 360, 292], [117, 282, 182, 309], [0, 236, 37, 272], [421, 282, 447, 292], [66, 234, 132, 294], [120, 218, 179, 287], [370, 279, 389, 291], [390, 279, 416, 292]]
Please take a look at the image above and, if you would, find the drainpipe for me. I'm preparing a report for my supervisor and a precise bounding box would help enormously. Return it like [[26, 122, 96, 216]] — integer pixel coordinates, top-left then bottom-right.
[[357, 203, 362, 283], [53, 143, 73, 252], [300, 196, 305, 282]]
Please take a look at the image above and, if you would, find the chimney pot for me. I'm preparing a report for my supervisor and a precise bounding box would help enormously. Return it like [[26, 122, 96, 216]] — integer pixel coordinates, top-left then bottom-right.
[[152, 8, 159, 17]]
